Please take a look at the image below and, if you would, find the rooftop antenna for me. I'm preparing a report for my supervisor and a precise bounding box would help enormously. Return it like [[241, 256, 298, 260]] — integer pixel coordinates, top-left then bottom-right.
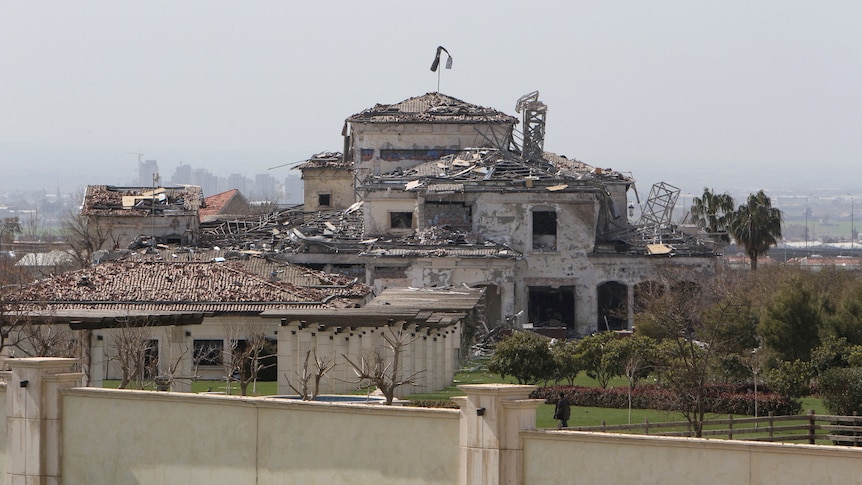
[[430, 46, 453, 92]]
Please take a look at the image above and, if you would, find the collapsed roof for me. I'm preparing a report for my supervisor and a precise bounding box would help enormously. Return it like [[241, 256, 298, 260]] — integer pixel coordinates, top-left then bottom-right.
[[83, 185, 202, 217], [347, 92, 517, 125]]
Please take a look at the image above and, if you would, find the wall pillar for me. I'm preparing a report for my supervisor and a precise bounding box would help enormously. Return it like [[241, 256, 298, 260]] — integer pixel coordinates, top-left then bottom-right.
[[88, 332, 106, 388], [168, 326, 192, 393], [627, 283, 635, 331], [277, 320, 297, 395], [453, 384, 543, 485], [6, 357, 84, 485]]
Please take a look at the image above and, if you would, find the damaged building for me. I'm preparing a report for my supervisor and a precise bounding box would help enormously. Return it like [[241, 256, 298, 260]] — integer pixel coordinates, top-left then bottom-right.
[[76, 91, 720, 339], [82, 184, 203, 249], [7, 253, 485, 395], [286, 91, 719, 336]]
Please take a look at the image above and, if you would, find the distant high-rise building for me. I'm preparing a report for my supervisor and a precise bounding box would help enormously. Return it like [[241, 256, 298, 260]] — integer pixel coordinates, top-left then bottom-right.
[[253, 173, 277, 200], [137, 160, 159, 186], [227, 173, 250, 196], [283, 174, 303, 204], [170, 163, 193, 185], [193, 168, 220, 197]]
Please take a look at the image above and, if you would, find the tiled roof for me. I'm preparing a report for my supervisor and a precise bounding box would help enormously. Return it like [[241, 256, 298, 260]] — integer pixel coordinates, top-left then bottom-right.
[[10, 261, 343, 306], [106, 248, 371, 296], [199, 189, 239, 220], [347, 92, 517, 124]]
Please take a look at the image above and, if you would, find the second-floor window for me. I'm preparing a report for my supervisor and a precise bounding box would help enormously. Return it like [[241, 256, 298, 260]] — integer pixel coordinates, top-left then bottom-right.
[[532, 210, 557, 251], [390, 212, 414, 229], [318, 193, 331, 207]]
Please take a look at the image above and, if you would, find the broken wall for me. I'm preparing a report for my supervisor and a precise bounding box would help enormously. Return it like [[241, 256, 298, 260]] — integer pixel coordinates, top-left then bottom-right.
[[301, 166, 355, 210], [350, 123, 509, 176], [89, 214, 199, 250], [361, 190, 418, 236]]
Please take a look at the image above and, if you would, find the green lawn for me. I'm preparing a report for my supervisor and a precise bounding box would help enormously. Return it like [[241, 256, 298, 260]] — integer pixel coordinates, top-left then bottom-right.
[[104, 362, 826, 431], [403, 360, 827, 429]]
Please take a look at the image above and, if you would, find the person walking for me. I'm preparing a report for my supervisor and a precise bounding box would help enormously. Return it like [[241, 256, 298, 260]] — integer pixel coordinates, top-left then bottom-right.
[[553, 391, 571, 429]]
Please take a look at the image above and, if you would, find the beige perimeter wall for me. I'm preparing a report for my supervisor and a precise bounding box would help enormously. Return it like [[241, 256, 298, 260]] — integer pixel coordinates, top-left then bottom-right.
[[522, 430, 862, 485], [0, 384, 5, 479], [61, 388, 459, 485]]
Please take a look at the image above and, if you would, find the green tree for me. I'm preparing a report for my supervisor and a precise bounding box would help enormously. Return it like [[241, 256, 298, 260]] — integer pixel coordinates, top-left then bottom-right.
[[488, 331, 555, 385], [824, 281, 862, 345], [728, 190, 783, 271], [689, 187, 735, 242], [810, 336, 852, 375], [766, 359, 812, 399], [550, 339, 581, 386], [818, 367, 862, 415], [758, 280, 822, 362], [576, 331, 623, 389], [617, 335, 659, 423]]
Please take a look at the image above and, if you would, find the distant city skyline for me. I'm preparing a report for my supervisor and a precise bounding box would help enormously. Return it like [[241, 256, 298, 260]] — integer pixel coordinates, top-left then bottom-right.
[[3, 2, 860, 198]]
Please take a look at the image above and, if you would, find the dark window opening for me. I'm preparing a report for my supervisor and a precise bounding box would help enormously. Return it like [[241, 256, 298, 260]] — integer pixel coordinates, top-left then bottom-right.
[[318, 193, 331, 207], [528, 286, 575, 329], [598, 282, 628, 331], [532, 210, 557, 251], [424, 201, 472, 232], [375, 266, 408, 278], [194, 339, 224, 366], [144, 339, 159, 379], [390, 212, 413, 229]]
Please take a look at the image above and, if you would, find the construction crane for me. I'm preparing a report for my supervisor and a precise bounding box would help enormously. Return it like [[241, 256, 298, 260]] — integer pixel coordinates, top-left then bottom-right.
[[125, 152, 144, 164]]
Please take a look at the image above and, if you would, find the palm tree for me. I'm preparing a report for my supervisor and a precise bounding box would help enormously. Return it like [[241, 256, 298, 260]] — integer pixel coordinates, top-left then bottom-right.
[[729, 190, 783, 271], [689, 188, 735, 242]]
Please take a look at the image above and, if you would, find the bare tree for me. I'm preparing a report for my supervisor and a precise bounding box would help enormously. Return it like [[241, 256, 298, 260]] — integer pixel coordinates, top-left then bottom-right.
[[20, 210, 43, 242], [223, 322, 276, 396], [343, 325, 424, 405], [104, 316, 157, 389], [191, 341, 223, 382], [150, 327, 192, 391], [60, 191, 113, 268], [636, 267, 757, 437], [14, 318, 78, 358], [0, 297, 36, 360], [286, 348, 336, 400]]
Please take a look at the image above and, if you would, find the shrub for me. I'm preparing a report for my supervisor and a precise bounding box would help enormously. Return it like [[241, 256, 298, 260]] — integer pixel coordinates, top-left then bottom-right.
[[532, 384, 801, 416], [818, 367, 862, 415], [488, 331, 555, 384]]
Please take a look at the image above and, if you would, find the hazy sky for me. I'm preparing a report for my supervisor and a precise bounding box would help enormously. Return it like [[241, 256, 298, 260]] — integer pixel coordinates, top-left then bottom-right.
[[2, 1, 861, 197]]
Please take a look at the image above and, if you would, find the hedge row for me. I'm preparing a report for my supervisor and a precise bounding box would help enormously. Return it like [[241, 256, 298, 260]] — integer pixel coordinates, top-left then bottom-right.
[[532, 384, 802, 416]]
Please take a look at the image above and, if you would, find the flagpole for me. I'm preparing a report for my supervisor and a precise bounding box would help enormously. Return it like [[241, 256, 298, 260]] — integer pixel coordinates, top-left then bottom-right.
[[430, 46, 452, 93]]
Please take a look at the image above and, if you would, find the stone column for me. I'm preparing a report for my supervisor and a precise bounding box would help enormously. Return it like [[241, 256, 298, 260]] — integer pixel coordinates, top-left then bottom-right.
[[332, 329, 349, 395], [169, 326, 191, 392], [6, 357, 84, 485], [453, 384, 543, 485], [88, 332, 106, 388], [276, 320, 296, 395], [315, 329, 333, 394]]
